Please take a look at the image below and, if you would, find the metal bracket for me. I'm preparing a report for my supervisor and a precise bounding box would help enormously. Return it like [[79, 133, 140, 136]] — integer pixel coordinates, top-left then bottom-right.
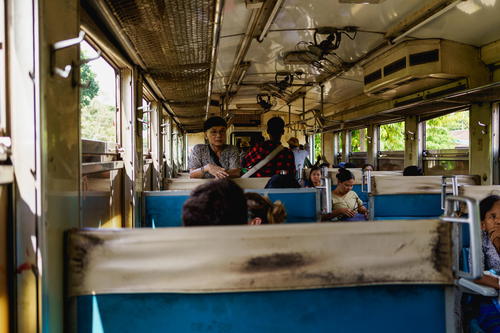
[[50, 31, 85, 78], [440, 196, 483, 280], [80, 49, 102, 65]]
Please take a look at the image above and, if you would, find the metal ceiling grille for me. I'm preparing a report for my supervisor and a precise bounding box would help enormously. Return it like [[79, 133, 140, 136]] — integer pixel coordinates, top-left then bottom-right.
[[103, 0, 217, 131]]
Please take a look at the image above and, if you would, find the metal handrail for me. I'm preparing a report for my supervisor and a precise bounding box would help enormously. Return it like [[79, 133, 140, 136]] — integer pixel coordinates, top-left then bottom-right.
[[440, 196, 482, 280], [315, 167, 332, 213], [361, 170, 372, 194], [441, 175, 458, 210]]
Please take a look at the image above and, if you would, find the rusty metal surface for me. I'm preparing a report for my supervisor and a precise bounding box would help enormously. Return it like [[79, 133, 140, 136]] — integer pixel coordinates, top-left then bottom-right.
[[103, 0, 218, 131]]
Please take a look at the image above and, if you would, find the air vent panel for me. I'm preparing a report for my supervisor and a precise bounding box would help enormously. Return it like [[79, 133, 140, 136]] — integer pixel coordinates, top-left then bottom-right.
[[410, 49, 439, 66]]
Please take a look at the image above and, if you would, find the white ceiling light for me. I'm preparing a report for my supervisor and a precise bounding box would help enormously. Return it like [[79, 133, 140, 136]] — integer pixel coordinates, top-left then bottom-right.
[[457, 0, 482, 14]]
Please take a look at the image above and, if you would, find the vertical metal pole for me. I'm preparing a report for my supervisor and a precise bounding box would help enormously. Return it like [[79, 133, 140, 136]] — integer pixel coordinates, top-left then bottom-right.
[[320, 85, 324, 115], [288, 104, 291, 128], [220, 95, 224, 117]]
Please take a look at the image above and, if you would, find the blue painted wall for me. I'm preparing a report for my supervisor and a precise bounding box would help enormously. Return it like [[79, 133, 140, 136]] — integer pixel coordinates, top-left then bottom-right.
[[76, 285, 446, 333]]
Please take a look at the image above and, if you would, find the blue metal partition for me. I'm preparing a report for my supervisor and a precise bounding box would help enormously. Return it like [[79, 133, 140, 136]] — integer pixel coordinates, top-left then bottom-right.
[[372, 194, 443, 220], [143, 188, 320, 227], [75, 285, 446, 333]]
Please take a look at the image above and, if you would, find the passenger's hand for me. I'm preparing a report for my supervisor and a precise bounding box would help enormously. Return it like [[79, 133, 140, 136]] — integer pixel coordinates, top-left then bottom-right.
[[338, 208, 356, 217], [491, 229, 500, 252], [206, 164, 229, 179]]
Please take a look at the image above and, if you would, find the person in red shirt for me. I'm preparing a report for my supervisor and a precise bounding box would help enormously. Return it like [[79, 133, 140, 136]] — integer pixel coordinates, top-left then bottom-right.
[[242, 117, 295, 177]]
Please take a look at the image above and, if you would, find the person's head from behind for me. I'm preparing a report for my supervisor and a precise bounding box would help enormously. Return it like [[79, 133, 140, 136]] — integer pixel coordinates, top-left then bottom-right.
[[204, 116, 228, 148], [336, 167, 355, 195], [267, 117, 285, 141], [246, 192, 286, 225], [362, 163, 374, 172], [308, 166, 322, 187], [403, 165, 423, 176], [265, 174, 300, 188], [183, 179, 247, 226], [287, 137, 299, 149], [480, 195, 500, 250]]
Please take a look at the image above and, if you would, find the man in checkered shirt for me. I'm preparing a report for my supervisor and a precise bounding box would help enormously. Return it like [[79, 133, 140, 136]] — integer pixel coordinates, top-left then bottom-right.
[[241, 117, 295, 178]]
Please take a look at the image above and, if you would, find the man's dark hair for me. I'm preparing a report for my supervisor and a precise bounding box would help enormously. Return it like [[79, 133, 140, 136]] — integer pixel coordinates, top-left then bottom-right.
[[204, 116, 227, 131], [267, 117, 285, 137], [480, 195, 500, 221], [182, 179, 247, 226], [403, 165, 423, 176]]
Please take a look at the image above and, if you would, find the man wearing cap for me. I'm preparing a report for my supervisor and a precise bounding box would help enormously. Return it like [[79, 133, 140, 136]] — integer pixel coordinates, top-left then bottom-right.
[[287, 137, 308, 173], [241, 117, 295, 177], [189, 116, 240, 179]]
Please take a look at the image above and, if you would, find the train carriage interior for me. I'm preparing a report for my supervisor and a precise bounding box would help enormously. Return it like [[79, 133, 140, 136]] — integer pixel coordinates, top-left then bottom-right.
[[2, 0, 500, 332]]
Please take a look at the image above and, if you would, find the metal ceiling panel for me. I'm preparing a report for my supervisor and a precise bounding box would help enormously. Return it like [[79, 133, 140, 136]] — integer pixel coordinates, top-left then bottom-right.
[[410, 1, 500, 46], [273, 0, 423, 31], [102, 0, 220, 131]]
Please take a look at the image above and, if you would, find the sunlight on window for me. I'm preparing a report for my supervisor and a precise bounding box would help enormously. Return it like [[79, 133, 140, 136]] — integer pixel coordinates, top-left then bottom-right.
[[351, 128, 367, 152], [142, 98, 150, 154], [380, 122, 404, 151], [80, 41, 117, 142], [425, 110, 469, 150]]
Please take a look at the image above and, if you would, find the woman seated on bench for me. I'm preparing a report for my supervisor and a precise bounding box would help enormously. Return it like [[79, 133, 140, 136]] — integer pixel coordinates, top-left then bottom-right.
[[464, 195, 500, 332], [188, 116, 240, 179], [322, 168, 368, 221], [303, 166, 322, 188]]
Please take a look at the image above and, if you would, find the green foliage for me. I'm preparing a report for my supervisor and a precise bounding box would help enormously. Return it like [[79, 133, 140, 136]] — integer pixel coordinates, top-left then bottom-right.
[[314, 133, 322, 158], [380, 121, 404, 151], [426, 111, 469, 149], [80, 52, 99, 107], [351, 128, 367, 152], [81, 100, 116, 142]]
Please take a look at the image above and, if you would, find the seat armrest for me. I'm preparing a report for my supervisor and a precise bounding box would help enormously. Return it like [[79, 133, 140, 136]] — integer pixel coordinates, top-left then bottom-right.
[[458, 278, 498, 297]]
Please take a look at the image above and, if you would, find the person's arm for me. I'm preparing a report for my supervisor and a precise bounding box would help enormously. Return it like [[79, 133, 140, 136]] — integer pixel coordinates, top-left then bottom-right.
[[188, 145, 204, 178], [226, 168, 241, 178], [321, 208, 356, 221], [190, 163, 229, 179], [474, 275, 500, 289], [225, 146, 241, 178]]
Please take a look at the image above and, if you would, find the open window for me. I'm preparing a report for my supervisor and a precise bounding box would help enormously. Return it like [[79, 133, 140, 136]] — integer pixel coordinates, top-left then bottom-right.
[[422, 109, 469, 175], [80, 40, 123, 228], [378, 121, 404, 170], [349, 128, 368, 167]]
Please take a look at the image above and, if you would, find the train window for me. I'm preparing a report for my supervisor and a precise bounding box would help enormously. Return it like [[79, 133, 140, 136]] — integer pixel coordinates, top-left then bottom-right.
[[378, 121, 404, 170], [142, 98, 150, 155], [494, 103, 500, 184], [0, 2, 5, 134], [423, 110, 469, 175], [313, 133, 322, 162], [349, 128, 368, 167], [80, 41, 117, 143]]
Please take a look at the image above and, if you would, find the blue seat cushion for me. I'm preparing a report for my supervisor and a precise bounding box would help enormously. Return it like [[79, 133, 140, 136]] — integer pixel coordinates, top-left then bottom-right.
[[76, 285, 446, 333]]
